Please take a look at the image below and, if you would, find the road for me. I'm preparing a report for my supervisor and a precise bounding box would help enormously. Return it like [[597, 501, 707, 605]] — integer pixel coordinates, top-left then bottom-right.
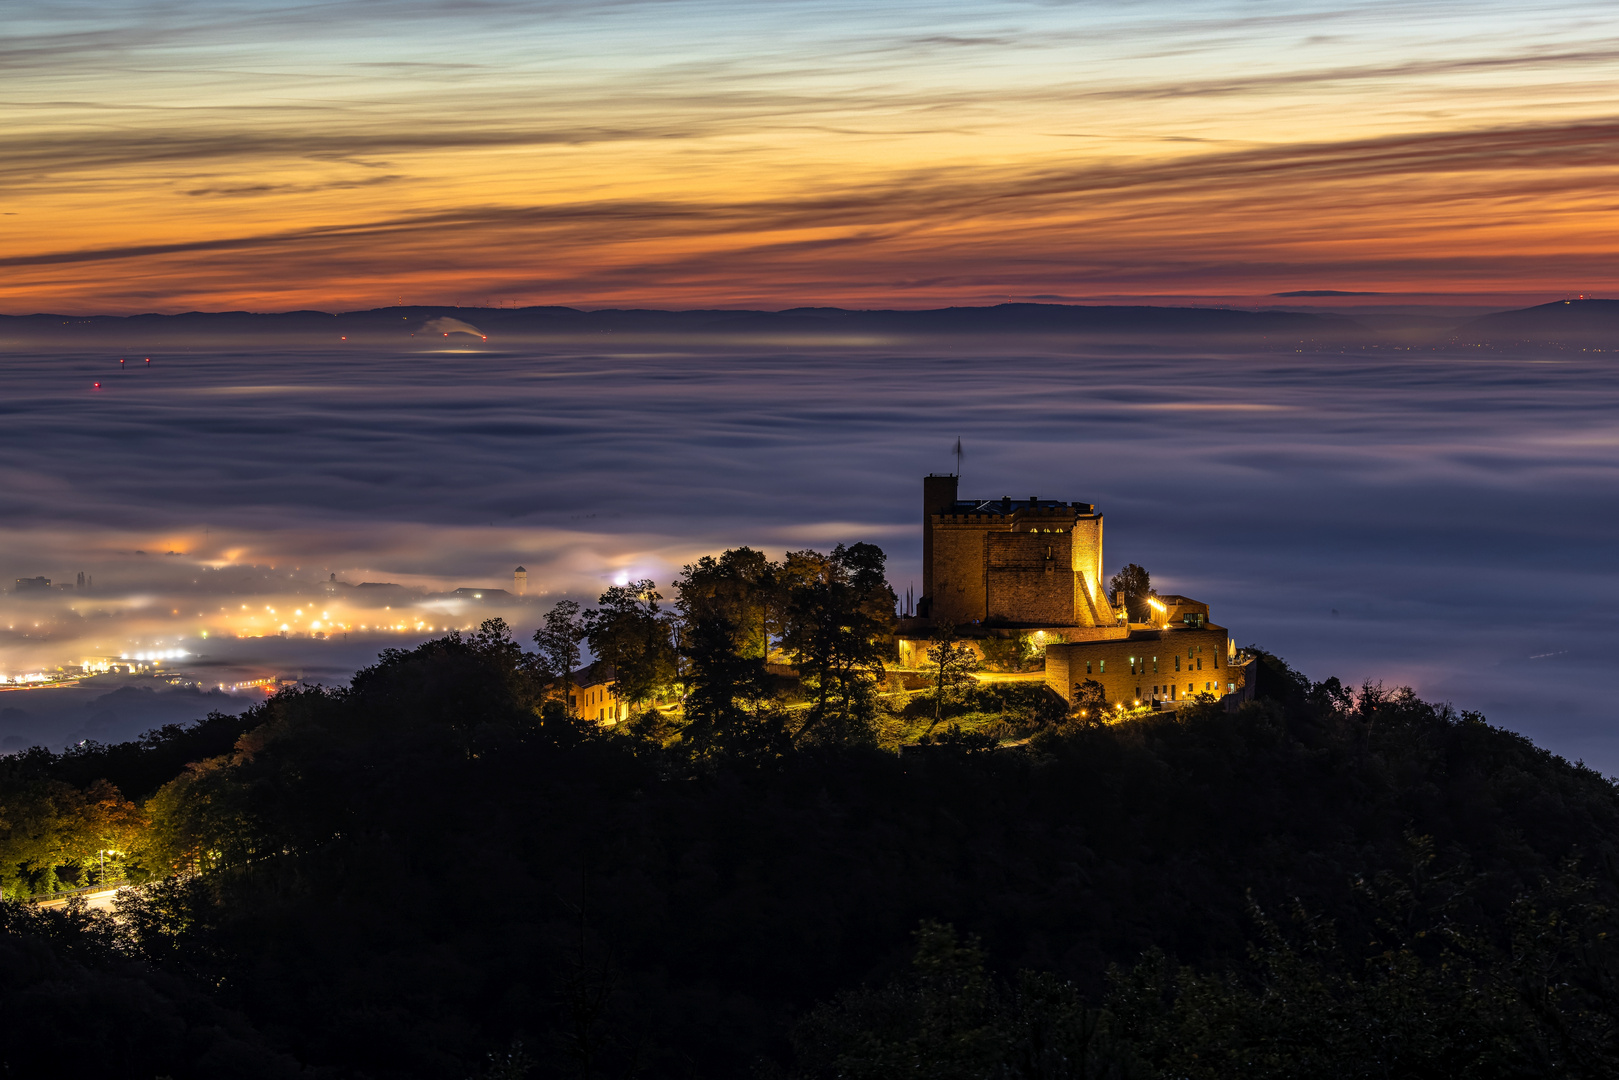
[[34, 887, 122, 912]]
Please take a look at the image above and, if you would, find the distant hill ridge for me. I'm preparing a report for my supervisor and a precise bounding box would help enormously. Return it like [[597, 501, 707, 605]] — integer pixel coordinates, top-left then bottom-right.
[[7, 298, 1618, 343], [1, 302, 1354, 340], [1460, 298, 1619, 340]]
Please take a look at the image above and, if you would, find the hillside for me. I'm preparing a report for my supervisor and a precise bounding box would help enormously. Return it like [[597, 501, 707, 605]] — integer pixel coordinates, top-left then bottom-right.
[[3, 626, 1618, 1078], [1460, 298, 1619, 342]]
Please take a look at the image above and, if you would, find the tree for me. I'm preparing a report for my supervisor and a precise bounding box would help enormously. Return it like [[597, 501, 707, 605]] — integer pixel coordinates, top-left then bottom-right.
[[922, 623, 982, 730], [583, 581, 677, 709], [1107, 564, 1154, 622], [0, 775, 146, 897], [679, 611, 787, 761], [468, 617, 526, 671], [779, 544, 897, 746], [347, 618, 548, 737], [675, 547, 780, 661], [674, 547, 796, 759], [533, 600, 588, 714], [1072, 679, 1108, 718], [980, 632, 1036, 673], [793, 921, 1141, 1080]]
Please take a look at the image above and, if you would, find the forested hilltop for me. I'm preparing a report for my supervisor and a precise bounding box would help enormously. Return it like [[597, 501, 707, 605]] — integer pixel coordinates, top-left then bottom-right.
[[4, 544, 1619, 1079]]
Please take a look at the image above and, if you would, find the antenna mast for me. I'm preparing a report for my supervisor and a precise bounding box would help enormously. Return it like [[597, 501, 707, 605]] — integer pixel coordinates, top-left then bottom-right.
[[953, 436, 962, 479]]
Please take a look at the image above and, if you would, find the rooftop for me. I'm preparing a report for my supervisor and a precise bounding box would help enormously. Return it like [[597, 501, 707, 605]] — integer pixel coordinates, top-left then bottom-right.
[[943, 496, 1095, 516], [1124, 624, 1226, 641]]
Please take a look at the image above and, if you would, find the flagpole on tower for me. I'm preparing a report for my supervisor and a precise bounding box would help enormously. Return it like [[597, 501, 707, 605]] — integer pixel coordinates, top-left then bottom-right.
[[953, 437, 962, 480]]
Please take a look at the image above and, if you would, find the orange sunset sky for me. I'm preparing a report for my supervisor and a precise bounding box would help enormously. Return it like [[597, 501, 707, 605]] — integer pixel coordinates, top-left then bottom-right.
[[6, 0, 1619, 313]]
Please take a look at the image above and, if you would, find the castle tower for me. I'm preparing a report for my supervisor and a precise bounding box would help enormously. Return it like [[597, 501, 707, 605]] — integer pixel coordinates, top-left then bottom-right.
[[920, 473, 958, 615], [920, 475, 1106, 627], [514, 566, 528, 595]]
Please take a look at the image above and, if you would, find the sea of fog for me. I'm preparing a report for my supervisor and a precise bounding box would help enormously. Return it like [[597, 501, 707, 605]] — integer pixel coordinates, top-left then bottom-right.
[[1, 335, 1615, 770]]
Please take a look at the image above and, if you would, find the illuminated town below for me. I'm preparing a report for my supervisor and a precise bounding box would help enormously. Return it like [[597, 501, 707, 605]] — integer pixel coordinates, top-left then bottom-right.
[[0, 568, 535, 696]]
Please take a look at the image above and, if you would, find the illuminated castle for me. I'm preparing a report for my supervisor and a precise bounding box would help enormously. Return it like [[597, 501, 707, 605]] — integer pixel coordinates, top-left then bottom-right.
[[913, 474, 1242, 709]]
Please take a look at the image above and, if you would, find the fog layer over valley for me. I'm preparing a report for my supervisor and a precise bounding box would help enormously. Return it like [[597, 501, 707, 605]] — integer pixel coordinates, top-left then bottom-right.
[[1, 330, 1614, 768]]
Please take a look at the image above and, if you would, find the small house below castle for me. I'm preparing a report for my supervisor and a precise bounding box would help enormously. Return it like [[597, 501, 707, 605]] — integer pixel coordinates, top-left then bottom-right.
[[571, 662, 627, 724]]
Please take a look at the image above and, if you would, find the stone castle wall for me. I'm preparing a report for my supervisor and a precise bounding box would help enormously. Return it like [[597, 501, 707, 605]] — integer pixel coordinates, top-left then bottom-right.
[[986, 529, 1076, 624], [930, 517, 998, 624], [1071, 515, 1103, 608], [1045, 626, 1232, 707]]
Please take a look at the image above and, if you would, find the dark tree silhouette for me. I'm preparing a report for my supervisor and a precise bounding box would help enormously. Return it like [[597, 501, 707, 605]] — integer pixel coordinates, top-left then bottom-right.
[[533, 599, 588, 713], [584, 580, 676, 709], [780, 543, 897, 745], [1072, 678, 1109, 716], [922, 623, 981, 729], [675, 547, 780, 661], [1107, 564, 1154, 622]]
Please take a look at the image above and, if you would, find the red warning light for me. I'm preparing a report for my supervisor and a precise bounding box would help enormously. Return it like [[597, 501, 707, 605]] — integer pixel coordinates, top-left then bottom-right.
[[144, 358, 150, 364], [94, 382, 101, 388], [119, 358, 125, 365], [341, 336, 347, 340]]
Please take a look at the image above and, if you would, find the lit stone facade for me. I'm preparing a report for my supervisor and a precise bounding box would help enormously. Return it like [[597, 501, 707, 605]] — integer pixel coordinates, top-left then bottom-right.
[[1044, 626, 1234, 708]]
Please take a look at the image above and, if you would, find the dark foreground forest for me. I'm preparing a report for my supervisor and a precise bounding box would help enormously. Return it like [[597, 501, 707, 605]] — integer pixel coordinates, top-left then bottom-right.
[[4, 616, 1619, 1077]]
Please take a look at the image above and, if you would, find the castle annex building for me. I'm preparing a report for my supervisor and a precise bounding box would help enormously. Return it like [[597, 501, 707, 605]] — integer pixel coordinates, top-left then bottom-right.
[[912, 474, 1244, 710]]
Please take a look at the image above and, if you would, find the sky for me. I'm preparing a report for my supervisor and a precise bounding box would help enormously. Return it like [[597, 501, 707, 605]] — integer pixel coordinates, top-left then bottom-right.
[[7, 0, 1619, 312]]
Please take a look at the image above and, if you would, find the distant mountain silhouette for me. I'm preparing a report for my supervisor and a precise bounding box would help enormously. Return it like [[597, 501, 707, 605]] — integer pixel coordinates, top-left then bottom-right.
[[1460, 298, 1619, 341], [1, 302, 1362, 343]]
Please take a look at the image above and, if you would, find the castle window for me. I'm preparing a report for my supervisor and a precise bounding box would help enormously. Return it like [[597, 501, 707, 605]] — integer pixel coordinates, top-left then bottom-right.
[[1153, 656, 1158, 673], [1175, 656, 1180, 671], [1086, 660, 1092, 675], [1100, 660, 1106, 674], [1197, 657, 1202, 670]]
